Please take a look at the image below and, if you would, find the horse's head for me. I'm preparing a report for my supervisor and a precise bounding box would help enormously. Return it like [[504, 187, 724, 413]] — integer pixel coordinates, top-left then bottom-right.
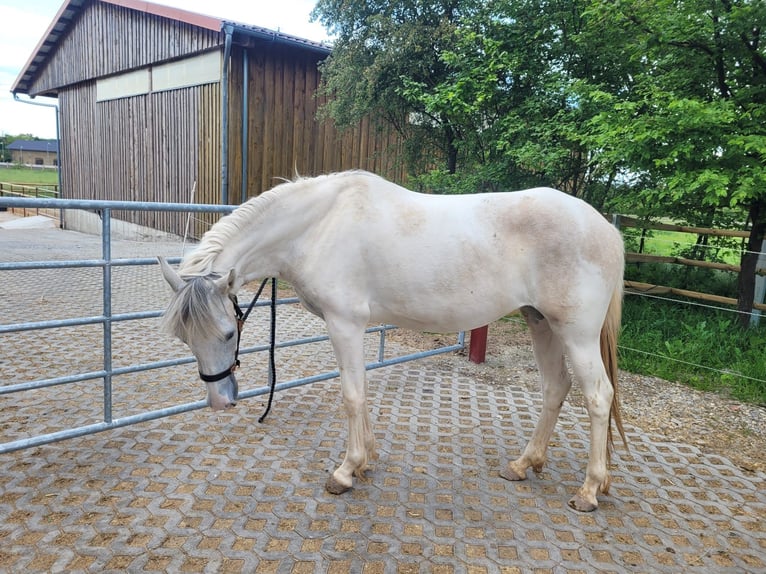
[[158, 257, 241, 410]]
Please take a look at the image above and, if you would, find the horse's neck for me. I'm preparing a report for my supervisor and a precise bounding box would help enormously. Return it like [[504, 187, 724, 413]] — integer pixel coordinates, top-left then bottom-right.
[[210, 183, 336, 287]]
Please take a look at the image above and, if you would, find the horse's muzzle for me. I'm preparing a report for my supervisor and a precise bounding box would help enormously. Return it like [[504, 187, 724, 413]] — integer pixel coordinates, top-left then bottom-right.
[[206, 376, 238, 410]]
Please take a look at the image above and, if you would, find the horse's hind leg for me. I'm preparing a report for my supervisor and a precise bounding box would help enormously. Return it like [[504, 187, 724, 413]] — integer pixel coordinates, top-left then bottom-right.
[[323, 315, 377, 495], [501, 307, 570, 482], [564, 339, 614, 512]]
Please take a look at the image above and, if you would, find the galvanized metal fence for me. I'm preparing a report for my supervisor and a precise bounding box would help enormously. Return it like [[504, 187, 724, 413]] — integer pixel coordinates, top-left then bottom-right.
[[0, 197, 464, 454]]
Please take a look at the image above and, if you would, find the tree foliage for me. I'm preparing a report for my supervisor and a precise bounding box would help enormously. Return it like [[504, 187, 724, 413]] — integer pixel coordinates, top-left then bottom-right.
[[580, 0, 766, 324], [312, 0, 485, 173]]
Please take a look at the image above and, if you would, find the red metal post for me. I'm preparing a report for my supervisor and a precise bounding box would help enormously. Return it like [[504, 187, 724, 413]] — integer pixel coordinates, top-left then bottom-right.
[[468, 325, 488, 364]]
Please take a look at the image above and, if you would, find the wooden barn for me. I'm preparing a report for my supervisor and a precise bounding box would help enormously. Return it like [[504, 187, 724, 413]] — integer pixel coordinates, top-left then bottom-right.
[[12, 0, 405, 235]]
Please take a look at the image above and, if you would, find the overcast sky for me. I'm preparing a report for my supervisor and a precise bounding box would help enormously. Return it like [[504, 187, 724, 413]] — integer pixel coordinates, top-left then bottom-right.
[[0, 0, 330, 140]]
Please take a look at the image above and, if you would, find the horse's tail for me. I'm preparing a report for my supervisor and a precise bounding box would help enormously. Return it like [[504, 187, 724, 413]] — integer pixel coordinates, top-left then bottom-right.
[[601, 278, 627, 458]]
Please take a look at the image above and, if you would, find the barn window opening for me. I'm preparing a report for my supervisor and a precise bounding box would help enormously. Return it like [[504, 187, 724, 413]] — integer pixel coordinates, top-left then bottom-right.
[[96, 50, 221, 102], [152, 50, 221, 92], [96, 68, 151, 101]]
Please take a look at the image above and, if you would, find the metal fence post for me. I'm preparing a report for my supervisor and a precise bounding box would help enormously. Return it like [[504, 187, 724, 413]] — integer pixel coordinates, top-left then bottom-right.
[[102, 208, 113, 423], [469, 325, 488, 364]]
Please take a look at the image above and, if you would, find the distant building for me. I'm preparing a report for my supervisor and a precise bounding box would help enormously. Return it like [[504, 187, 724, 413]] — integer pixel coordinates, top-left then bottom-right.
[[7, 140, 59, 167]]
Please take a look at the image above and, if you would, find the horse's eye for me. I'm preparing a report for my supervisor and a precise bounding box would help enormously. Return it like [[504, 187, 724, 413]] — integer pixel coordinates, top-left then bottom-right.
[[225, 330, 236, 342]]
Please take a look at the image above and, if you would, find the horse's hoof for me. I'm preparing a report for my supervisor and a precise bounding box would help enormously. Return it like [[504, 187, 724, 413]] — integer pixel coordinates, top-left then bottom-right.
[[325, 475, 352, 495], [499, 463, 527, 482], [568, 493, 598, 512]]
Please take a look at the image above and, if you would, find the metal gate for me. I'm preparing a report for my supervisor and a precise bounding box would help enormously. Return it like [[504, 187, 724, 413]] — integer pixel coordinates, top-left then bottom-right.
[[0, 197, 464, 454]]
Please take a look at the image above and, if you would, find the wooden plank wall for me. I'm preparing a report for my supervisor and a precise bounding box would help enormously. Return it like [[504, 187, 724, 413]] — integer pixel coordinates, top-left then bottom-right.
[[59, 80, 221, 236], [227, 45, 407, 202], [193, 83, 223, 237], [49, 3, 407, 238], [28, 1, 222, 97]]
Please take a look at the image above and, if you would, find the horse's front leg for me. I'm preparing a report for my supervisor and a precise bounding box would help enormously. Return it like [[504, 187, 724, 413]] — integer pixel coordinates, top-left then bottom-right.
[[323, 316, 376, 495]]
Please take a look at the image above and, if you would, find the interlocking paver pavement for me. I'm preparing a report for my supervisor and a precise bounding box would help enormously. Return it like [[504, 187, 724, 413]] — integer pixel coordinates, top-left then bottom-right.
[[1, 220, 764, 573]]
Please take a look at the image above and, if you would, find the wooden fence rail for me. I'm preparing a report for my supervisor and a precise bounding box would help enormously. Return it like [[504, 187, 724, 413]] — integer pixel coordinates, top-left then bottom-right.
[[0, 183, 61, 223], [616, 215, 766, 317], [624, 280, 766, 312], [617, 215, 750, 238], [625, 253, 766, 276]]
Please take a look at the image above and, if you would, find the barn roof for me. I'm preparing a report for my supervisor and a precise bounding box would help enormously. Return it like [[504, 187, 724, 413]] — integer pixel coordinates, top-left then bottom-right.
[[12, 0, 332, 96], [7, 139, 60, 153]]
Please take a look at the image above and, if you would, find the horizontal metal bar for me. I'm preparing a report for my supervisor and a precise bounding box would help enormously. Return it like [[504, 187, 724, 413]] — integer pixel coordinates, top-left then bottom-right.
[[110, 356, 198, 377], [0, 259, 107, 271], [0, 298, 304, 335], [0, 356, 199, 396], [109, 257, 178, 267], [0, 399, 209, 454], [238, 324, 397, 354], [368, 342, 465, 369], [0, 257, 184, 272], [0, 312, 162, 335], [0, 197, 237, 213], [0, 315, 107, 334], [0, 370, 109, 395], [234, 340, 465, 400]]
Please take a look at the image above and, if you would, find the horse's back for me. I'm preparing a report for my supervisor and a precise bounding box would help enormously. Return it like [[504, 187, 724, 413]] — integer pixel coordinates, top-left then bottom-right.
[[296, 173, 623, 332], [326, 174, 620, 281]]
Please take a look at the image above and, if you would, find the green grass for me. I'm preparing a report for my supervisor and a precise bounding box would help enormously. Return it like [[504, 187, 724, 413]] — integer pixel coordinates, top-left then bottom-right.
[[629, 229, 690, 256], [0, 165, 59, 187], [619, 296, 766, 405], [623, 227, 742, 266], [619, 222, 765, 404]]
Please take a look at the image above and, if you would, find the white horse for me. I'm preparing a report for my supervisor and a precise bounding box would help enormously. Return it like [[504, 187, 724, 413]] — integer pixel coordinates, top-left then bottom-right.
[[159, 170, 625, 512]]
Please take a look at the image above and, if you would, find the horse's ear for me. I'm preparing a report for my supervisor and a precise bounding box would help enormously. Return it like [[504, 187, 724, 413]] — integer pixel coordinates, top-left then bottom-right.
[[158, 257, 185, 292], [212, 268, 237, 294]]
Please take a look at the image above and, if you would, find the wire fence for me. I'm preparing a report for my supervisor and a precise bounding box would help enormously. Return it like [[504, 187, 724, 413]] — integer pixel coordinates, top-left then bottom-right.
[[617, 216, 766, 400]]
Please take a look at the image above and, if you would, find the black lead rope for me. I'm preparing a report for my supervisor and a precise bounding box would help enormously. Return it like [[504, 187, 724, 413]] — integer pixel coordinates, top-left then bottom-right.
[[258, 278, 278, 424], [231, 278, 278, 423]]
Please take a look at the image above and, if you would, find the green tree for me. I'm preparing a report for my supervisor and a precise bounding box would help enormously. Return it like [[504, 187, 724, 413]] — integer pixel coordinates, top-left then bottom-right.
[[396, 0, 625, 198], [581, 0, 766, 325], [312, 0, 484, 175], [318, 0, 632, 199]]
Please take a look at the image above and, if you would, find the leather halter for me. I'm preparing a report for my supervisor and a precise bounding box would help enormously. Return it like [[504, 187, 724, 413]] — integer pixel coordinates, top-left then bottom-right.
[[197, 294, 249, 383], [197, 278, 278, 423]]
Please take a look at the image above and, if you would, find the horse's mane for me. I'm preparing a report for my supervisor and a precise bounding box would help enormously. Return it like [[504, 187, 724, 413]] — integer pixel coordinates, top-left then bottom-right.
[[179, 171, 372, 277], [160, 274, 228, 342], [178, 188, 281, 277]]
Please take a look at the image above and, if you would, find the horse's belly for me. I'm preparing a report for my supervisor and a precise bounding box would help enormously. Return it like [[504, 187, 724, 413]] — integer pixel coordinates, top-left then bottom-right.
[[369, 297, 515, 333]]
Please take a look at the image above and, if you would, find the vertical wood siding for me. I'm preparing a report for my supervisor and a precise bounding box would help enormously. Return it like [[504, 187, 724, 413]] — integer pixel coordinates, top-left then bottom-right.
[[227, 45, 407, 202], [27, 1, 222, 97], [59, 79, 221, 236]]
